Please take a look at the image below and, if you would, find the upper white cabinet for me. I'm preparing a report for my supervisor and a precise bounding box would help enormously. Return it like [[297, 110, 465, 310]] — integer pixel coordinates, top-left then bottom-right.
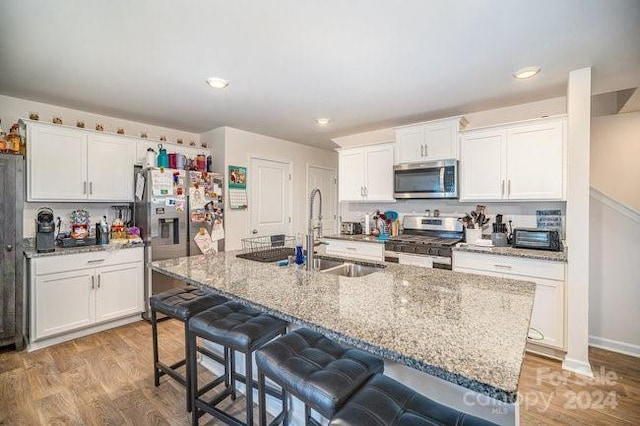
[[26, 121, 135, 202], [339, 143, 394, 202], [460, 116, 566, 201], [394, 116, 466, 164]]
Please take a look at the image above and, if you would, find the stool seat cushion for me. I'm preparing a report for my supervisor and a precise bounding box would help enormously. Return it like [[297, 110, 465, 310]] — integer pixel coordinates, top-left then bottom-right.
[[150, 286, 228, 321], [189, 301, 287, 351], [255, 328, 384, 419], [330, 374, 497, 426]]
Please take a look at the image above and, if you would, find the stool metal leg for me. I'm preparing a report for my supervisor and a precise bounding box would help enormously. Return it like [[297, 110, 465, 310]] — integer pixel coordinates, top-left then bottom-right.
[[258, 371, 267, 426], [185, 323, 193, 412], [188, 329, 199, 426], [246, 351, 254, 426], [151, 309, 160, 387], [304, 405, 311, 426], [230, 349, 237, 400]]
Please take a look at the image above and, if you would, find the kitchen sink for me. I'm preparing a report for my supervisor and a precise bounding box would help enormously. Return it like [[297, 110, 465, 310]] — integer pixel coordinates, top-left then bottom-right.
[[321, 262, 386, 278], [312, 258, 344, 271]]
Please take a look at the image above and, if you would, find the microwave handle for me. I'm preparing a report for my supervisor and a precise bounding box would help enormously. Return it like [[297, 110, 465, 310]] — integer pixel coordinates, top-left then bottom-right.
[[439, 167, 445, 192]]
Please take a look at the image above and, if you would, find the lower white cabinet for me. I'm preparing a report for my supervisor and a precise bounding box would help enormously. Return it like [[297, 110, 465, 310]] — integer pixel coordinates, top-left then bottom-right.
[[325, 240, 384, 262], [30, 248, 144, 347], [453, 251, 565, 351]]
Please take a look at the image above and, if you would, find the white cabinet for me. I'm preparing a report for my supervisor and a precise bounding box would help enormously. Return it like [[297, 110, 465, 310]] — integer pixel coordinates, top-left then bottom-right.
[[30, 248, 144, 348], [394, 117, 466, 164], [338, 144, 394, 202], [28, 124, 88, 200], [25, 121, 135, 202], [325, 239, 385, 262], [453, 251, 565, 350], [460, 116, 566, 201]]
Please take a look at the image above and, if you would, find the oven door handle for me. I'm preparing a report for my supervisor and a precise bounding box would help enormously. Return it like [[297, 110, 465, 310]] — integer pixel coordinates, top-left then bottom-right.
[[439, 167, 445, 193]]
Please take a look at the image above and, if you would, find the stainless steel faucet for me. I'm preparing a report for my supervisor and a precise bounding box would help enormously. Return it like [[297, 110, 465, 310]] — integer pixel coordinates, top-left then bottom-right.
[[306, 188, 322, 270]]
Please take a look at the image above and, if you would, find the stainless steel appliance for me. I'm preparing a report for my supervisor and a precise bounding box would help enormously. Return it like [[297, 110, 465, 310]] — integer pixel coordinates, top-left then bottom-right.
[[35, 207, 55, 253], [511, 228, 562, 251], [340, 221, 362, 235], [393, 159, 458, 199], [384, 215, 464, 270], [0, 154, 25, 348]]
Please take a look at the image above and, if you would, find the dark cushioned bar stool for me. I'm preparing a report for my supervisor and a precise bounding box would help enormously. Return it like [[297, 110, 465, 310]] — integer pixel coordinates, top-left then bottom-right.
[[150, 286, 229, 412], [255, 328, 385, 426], [188, 301, 288, 426], [330, 374, 498, 426]]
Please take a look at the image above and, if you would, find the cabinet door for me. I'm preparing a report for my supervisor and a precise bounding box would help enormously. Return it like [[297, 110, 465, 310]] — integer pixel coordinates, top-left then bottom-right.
[[87, 134, 135, 201], [459, 130, 505, 201], [364, 144, 395, 201], [338, 149, 365, 202], [395, 127, 424, 163], [95, 262, 144, 323], [424, 121, 457, 160], [528, 277, 565, 349], [506, 120, 565, 200], [34, 269, 94, 339], [28, 125, 87, 201]]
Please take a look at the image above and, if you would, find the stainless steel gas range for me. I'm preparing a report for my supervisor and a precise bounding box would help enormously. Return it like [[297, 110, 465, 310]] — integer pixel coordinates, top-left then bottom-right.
[[384, 215, 463, 270]]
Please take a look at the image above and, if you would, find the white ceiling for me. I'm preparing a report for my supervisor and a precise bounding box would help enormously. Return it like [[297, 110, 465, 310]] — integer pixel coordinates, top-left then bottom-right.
[[1, 0, 639, 149]]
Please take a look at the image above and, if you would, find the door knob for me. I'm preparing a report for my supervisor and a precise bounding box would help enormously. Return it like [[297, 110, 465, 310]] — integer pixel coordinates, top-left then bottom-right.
[[5, 245, 12, 252], [252, 229, 258, 235]]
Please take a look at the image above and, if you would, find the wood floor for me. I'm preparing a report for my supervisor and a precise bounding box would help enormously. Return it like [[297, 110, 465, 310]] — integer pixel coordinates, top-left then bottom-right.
[[0, 320, 638, 425]]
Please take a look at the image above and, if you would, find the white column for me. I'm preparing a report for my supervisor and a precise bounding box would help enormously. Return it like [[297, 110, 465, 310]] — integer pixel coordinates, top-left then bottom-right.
[[563, 67, 593, 377]]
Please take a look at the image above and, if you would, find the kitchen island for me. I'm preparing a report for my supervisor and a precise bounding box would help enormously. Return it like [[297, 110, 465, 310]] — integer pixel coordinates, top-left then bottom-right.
[[151, 251, 536, 425]]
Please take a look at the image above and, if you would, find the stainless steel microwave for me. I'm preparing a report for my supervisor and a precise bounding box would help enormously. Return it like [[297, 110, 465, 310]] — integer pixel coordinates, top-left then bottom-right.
[[393, 160, 458, 199]]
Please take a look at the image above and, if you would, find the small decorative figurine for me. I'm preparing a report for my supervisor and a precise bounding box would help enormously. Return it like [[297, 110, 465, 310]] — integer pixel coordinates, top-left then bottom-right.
[[52, 117, 63, 125], [140, 132, 148, 138], [160, 136, 167, 142], [29, 112, 39, 121], [76, 120, 85, 128], [96, 124, 104, 131], [177, 138, 183, 145], [117, 128, 125, 135], [190, 140, 196, 146], [201, 142, 207, 148]]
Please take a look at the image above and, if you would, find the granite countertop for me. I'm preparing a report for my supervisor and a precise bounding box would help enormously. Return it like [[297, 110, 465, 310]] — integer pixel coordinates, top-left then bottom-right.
[[324, 234, 386, 244], [150, 251, 536, 402], [454, 243, 567, 262], [23, 239, 144, 258]]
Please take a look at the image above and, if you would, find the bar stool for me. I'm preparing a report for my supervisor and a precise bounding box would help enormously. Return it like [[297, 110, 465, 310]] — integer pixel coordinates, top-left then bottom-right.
[[330, 374, 498, 426], [188, 301, 288, 426], [150, 286, 228, 412], [255, 328, 385, 426]]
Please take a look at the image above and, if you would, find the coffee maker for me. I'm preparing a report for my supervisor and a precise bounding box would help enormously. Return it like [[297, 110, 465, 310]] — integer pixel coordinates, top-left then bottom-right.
[[35, 207, 56, 253]]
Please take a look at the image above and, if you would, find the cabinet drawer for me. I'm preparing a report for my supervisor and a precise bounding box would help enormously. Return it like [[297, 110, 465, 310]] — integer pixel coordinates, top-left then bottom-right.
[[326, 240, 384, 261], [34, 247, 144, 276], [453, 251, 564, 280]]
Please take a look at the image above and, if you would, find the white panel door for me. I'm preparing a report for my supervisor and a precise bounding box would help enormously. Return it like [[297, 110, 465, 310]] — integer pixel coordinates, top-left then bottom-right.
[[307, 165, 338, 235], [424, 121, 457, 160], [528, 277, 565, 349], [28, 124, 87, 201], [249, 158, 292, 237], [364, 144, 395, 202], [95, 262, 144, 323], [395, 127, 424, 163], [338, 149, 365, 202], [35, 269, 94, 339], [506, 120, 564, 200], [87, 134, 135, 201], [460, 130, 505, 201]]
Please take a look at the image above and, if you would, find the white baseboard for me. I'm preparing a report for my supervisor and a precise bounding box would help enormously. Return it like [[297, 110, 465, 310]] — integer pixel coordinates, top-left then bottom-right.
[[589, 335, 640, 358], [562, 357, 594, 377]]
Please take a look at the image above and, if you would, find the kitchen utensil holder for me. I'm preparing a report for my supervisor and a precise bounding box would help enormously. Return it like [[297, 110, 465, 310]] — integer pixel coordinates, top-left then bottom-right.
[[465, 228, 483, 245]]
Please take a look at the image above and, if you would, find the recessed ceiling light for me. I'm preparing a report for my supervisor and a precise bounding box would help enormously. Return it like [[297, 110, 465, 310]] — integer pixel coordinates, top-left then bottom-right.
[[206, 77, 229, 89], [513, 67, 541, 80], [315, 118, 331, 125]]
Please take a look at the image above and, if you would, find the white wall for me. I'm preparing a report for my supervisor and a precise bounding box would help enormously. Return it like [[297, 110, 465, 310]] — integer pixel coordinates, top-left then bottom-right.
[[0, 94, 200, 148], [201, 127, 338, 251]]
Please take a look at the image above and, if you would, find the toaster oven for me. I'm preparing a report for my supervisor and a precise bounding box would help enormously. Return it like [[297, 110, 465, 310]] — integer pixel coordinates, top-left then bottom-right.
[[511, 228, 562, 251], [341, 222, 363, 235]]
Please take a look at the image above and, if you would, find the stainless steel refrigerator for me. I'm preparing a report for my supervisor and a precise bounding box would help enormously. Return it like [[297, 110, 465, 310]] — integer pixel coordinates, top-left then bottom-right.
[[0, 154, 25, 349], [134, 167, 224, 318]]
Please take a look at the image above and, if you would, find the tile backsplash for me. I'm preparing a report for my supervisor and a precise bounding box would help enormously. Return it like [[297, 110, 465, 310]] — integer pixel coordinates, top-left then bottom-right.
[[340, 199, 567, 238]]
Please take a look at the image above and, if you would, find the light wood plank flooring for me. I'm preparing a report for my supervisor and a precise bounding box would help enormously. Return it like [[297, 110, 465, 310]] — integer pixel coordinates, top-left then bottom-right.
[[1, 320, 638, 425]]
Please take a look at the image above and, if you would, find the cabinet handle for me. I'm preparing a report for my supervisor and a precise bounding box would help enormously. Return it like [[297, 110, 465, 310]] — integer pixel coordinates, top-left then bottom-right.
[[91, 275, 95, 289], [97, 274, 101, 288], [494, 264, 512, 269], [360, 186, 364, 197], [83, 181, 87, 194], [507, 180, 511, 196], [424, 144, 428, 157], [346, 247, 357, 251], [420, 145, 424, 157], [87, 259, 106, 264], [501, 180, 505, 197], [364, 186, 368, 197], [89, 182, 93, 195]]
